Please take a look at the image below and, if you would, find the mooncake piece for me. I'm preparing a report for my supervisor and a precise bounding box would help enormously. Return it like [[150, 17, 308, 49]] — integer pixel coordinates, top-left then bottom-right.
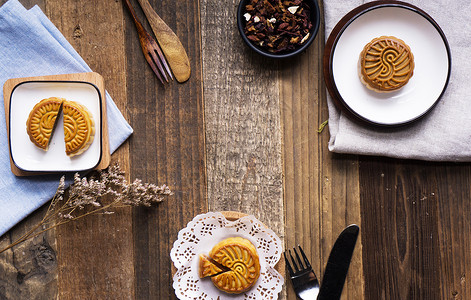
[[359, 36, 414, 93], [62, 100, 95, 157], [26, 97, 64, 151], [199, 254, 225, 278], [201, 237, 260, 294]]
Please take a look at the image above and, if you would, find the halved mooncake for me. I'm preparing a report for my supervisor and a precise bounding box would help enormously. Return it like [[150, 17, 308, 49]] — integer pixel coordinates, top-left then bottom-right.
[[62, 100, 95, 157], [199, 237, 260, 294], [359, 36, 414, 93], [26, 98, 95, 156], [26, 97, 64, 151]]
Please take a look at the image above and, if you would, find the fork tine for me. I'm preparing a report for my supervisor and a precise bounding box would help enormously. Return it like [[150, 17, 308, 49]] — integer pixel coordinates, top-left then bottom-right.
[[148, 37, 173, 82], [297, 246, 312, 269], [284, 252, 295, 276], [143, 50, 165, 84], [285, 246, 320, 300], [152, 43, 173, 81], [123, 0, 172, 84], [288, 249, 300, 272], [293, 247, 306, 270], [148, 48, 168, 82]]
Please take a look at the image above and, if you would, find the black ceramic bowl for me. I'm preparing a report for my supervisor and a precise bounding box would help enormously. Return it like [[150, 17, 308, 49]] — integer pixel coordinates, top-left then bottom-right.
[[237, 0, 320, 59]]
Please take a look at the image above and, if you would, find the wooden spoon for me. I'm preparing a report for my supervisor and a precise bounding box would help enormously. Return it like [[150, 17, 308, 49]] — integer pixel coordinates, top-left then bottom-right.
[[137, 0, 191, 83]]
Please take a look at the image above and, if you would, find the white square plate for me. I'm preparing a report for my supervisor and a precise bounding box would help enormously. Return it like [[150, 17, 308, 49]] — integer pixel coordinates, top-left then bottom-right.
[[9, 81, 102, 172]]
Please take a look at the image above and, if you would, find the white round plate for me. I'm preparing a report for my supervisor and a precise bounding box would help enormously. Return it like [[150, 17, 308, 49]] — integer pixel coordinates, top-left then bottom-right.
[[329, 3, 451, 126]]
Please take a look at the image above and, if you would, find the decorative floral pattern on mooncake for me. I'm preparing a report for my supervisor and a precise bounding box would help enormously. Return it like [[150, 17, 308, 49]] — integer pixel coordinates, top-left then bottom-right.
[[199, 237, 261, 294], [360, 36, 414, 92], [62, 101, 95, 157], [26, 97, 64, 150], [26, 98, 95, 156]]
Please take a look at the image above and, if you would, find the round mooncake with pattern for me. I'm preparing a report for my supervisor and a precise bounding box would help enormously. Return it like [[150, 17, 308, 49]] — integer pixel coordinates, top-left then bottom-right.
[[359, 36, 414, 92], [199, 237, 261, 294]]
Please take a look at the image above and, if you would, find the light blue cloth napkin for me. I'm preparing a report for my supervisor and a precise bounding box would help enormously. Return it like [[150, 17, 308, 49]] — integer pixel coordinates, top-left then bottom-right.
[[0, 0, 133, 236]]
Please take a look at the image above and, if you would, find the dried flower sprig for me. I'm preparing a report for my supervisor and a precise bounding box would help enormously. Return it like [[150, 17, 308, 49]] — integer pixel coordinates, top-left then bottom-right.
[[0, 163, 172, 254]]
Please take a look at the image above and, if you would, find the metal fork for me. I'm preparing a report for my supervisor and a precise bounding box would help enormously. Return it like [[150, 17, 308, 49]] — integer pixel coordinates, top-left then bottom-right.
[[123, 0, 173, 84], [285, 246, 320, 300]]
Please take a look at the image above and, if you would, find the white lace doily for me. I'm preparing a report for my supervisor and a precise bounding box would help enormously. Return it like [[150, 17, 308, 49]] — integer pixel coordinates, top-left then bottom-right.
[[170, 212, 284, 300]]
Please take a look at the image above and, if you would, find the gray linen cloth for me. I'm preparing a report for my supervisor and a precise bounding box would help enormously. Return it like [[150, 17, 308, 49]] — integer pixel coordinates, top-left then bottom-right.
[[325, 0, 471, 161]]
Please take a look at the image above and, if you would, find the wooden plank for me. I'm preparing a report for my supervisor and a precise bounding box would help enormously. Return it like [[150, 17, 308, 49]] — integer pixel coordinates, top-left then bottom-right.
[[0, 205, 57, 300], [44, 0, 134, 299], [279, 21, 323, 300], [280, 1, 364, 299], [124, 0, 206, 298], [200, 1, 287, 299], [316, 2, 365, 297], [359, 158, 471, 299], [200, 0, 286, 294], [435, 166, 471, 300], [200, 0, 285, 241]]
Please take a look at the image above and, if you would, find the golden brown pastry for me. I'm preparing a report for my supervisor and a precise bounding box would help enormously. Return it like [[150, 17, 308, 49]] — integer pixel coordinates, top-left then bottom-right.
[[62, 100, 95, 157], [359, 36, 414, 92], [199, 237, 260, 294], [26, 98, 95, 156], [199, 254, 225, 278], [26, 97, 64, 151]]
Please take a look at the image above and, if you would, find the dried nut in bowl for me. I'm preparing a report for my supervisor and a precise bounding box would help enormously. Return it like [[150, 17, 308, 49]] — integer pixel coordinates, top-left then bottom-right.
[[243, 0, 314, 54]]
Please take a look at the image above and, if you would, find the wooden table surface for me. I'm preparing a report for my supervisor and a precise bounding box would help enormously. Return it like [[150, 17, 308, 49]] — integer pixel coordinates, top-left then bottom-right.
[[1, 0, 470, 299]]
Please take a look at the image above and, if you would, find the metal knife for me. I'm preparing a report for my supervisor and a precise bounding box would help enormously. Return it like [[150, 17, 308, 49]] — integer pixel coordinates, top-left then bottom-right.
[[317, 224, 360, 300]]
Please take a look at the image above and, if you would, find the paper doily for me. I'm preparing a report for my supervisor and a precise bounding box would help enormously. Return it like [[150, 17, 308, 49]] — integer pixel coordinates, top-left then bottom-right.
[[170, 212, 284, 300]]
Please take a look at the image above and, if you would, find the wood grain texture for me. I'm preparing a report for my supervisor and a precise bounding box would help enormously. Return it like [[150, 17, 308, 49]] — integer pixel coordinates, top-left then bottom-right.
[[45, 0, 135, 299], [280, 1, 364, 299], [200, 2, 288, 298], [124, 0, 206, 298], [360, 158, 471, 299], [0, 205, 57, 300], [201, 0, 284, 240], [200, 0, 286, 293]]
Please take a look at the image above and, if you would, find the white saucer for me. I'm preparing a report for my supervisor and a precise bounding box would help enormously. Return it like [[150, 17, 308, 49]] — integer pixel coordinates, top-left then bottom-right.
[[328, 3, 451, 126]]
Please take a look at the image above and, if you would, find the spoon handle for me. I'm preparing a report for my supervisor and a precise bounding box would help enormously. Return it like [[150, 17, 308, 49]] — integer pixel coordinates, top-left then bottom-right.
[[136, 0, 191, 83]]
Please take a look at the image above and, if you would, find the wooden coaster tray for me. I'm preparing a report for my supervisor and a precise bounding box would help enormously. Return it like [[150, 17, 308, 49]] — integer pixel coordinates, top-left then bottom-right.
[[3, 72, 110, 176]]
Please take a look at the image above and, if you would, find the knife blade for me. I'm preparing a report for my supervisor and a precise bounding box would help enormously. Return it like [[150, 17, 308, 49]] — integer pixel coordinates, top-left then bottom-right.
[[317, 224, 360, 300]]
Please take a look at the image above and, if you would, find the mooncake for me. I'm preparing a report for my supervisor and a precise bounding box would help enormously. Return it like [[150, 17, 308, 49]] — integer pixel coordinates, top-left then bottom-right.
[[62, 100, 95, 157], [26, 97, 64, 151], [199, 237, 260, 294], [26, 98, 95, 156], [199, 254, 225, 278], [359, 36, 414, 92]]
